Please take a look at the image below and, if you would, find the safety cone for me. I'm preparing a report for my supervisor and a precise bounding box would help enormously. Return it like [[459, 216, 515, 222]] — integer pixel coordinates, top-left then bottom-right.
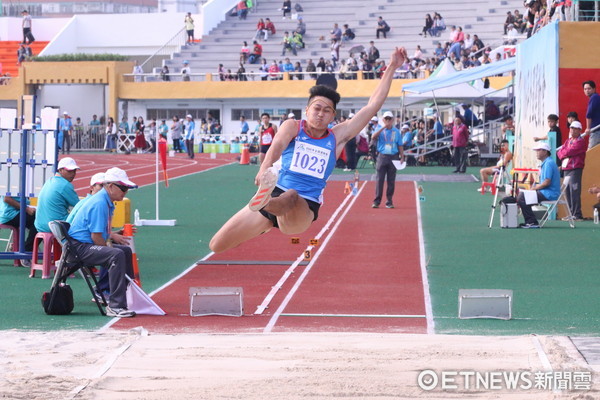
[[123, 223, 142, 287], [240, 143, 250, 165]]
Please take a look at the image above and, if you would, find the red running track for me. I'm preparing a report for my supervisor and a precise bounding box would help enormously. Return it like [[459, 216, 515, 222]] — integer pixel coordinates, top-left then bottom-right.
[[64, 152, 239, 194], [110, 179, 429, 334]]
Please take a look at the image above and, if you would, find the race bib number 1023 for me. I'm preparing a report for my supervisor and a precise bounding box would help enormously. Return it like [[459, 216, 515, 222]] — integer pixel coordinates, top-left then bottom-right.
[[289, 141, 331, 179]]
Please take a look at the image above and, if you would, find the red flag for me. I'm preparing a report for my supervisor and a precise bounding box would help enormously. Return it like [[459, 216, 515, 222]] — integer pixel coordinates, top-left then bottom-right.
[[158, 137, 169, 187]]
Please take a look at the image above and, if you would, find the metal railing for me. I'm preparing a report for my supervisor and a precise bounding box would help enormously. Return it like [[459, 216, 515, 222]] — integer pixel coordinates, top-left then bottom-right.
[[139, 27, 188, 74], [575, 0, 600, 21]]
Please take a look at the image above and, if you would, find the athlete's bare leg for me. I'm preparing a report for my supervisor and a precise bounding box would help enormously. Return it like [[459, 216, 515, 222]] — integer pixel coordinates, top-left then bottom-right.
[[209, 207, 273, 253], [264, 189, 314, 235]]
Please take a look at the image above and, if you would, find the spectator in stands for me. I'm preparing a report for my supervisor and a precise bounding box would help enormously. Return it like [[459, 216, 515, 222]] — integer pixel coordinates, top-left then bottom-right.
[[160, 65, 170, 81], [462, 104, 479, 127], [34, 157, 80, 234], [296, 16, 306, 36], [237, 63, 247, 81], [181, 60, 191, 81], [470, 54, 481, 67], [306, 58, 317, 79], [517, 142, 560, 228], [240, 41, 250, 64], [330, 23, 342, 41], [237, 0, 248, 20], [376, 16, 390, 39], [282, 58, 294, 74], [583, 80, 600, 149], [294, 61, 303, 80], [456, 26, 465, 42], [282, 0, 292, 19], [316, 57, 326, 72], [119, 116, 129, 135], [501, 115, 515, 139], [268, 60, 280, 80], [330, 39, 340, 66], [472, 34, 484, 51], [292, 31, 304, 49], [557, 120, 586, 221], [448, 40, 462, 61], [259, 58, 269, 80], [484, 100, 501, 121], [566, 111, 579, 129], [263, 18, 276, 41], [17, 44, 27, 65], [132, 61, 143, 82], [348, 59, 359, 80], [504, 24, 518, 45], [248, 41, 263, 64], [431, 13, 446, 37], [281, 32, 297, 56], [464, 33, 474, 51], [185, 12, 195, 44], [449, 26, 458, 42], [413, 45, 424, 63], [514, 10, 525, 33], [21, 10, 35, 45], [254, 18, 266, 40], [434, 42, 444, 58], [342, 24, 355, 43], [420, 14, 434, 37], [218, 64, 225, 81], [367, 41, 380, 63], [451, 116, 469, 173], [401, 124, 414, 149], [504, 11, 515, 34]]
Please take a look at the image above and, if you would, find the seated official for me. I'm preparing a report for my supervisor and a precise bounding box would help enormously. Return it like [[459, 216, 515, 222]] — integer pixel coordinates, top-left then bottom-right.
[[35, 157, 80, 233], [68, 167, 138, 318], [516, 143, 560, 229], [0, 196, 37, 266], [478, 139, 513, 192]]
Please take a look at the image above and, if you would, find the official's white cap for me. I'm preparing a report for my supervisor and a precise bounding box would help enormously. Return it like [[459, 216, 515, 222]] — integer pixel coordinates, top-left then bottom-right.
[[382, 111, 394, 119], [348, 113, 355, 119], [104, 167, 138, 188], [371, 116, 379, 122], [90, 172, 105, 186], [570, 121, 582, 129], [288, 112, 295, 118], [401, 124, 410, 130], [63, 111, 68, 115], [57, 157, 80, 171], [532, 142, 551, 152], [186, 114, 192, 119]]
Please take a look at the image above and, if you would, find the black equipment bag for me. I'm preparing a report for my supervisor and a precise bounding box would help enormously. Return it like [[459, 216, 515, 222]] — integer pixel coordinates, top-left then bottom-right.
[[42, 284, 74, 315]]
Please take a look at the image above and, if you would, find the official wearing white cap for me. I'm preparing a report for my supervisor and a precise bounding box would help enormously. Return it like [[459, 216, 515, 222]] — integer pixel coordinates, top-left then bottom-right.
[[68, 167, 138, 318], [34, 157, 81, 233], [371, 110, 404, 209], [65, 173, 105, 224], [516, 142, 561, 228], [58, 112, 73, 154], [557, 119, 586, 220]]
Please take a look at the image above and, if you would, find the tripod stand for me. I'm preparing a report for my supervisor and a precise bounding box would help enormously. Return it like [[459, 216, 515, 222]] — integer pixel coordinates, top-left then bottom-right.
[[487, 166, 510, 228]]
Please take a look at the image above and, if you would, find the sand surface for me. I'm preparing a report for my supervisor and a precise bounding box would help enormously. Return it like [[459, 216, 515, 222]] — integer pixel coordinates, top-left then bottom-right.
[[0, 329, 597, 400]]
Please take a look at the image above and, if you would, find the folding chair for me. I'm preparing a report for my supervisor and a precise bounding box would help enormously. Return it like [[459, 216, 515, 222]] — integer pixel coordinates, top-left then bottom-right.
[[539, 176, 575, 228], [46, 221, 107, 315]]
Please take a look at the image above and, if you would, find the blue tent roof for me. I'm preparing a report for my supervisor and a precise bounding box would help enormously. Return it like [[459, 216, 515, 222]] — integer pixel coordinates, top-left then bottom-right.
[[402, 57, 516, 94]]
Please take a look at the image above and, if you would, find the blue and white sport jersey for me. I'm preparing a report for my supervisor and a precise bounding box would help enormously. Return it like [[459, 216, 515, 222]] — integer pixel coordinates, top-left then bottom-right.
[[277, 120, 337, 204]]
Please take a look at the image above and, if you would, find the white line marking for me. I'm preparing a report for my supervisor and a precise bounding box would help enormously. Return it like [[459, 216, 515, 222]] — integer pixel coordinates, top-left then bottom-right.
[[414, 181, 435, 334], [253, 189, 356, 315], [98, 252, 214, 332], [263, 182, 366, 333], [280, 313, 427, 318]]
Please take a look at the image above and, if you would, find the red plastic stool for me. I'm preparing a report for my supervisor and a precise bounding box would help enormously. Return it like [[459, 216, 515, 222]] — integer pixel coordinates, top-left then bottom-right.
[[0, 224, 20, 267], [30, 232, 61, 279], [481, 173, 499, 195]]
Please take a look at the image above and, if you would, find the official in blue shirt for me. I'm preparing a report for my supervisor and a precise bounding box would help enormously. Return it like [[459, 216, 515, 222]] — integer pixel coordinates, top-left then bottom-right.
[[371, 111, 405, 209], [240, 115, 249, 135], [516, 142, 561, 228], [68, 167, 138, 318], [58, 112, 73, 154], [34, 157, 80, 233], [184, 114, 195, 159], [0, 196, 37, 258]]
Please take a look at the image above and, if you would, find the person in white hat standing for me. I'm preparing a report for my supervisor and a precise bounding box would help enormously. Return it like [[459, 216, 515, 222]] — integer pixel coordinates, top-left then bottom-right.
[[68, 167, 138, 317], [34, 157, 81, 233], [371, 111, 405, 208], [557, 120, 587, 220], [516, 143, 561, 228]]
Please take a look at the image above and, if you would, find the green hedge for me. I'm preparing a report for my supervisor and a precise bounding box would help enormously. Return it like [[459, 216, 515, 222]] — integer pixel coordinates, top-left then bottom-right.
[[31, 53, 129, 62]]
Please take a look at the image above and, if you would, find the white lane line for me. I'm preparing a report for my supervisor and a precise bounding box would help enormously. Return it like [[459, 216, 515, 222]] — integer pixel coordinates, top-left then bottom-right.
[[98, 252, 214, 332], [280, 313, 427, 318], [414, 181, 435, 334], [262, 181, 366, 333], [254, 188, 356, 315]]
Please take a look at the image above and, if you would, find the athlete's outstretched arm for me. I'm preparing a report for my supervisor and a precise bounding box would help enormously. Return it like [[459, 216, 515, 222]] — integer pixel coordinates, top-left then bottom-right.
[[333, 47, 407, 148], [254, 119, 298, 185]]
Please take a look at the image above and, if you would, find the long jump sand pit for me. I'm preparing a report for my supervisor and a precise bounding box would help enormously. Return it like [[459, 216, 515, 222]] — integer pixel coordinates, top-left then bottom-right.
[[0, 330, 596, 400]]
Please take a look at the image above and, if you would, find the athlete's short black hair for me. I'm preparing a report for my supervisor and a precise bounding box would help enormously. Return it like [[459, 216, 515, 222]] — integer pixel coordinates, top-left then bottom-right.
[[308, 85, 341, 109]]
